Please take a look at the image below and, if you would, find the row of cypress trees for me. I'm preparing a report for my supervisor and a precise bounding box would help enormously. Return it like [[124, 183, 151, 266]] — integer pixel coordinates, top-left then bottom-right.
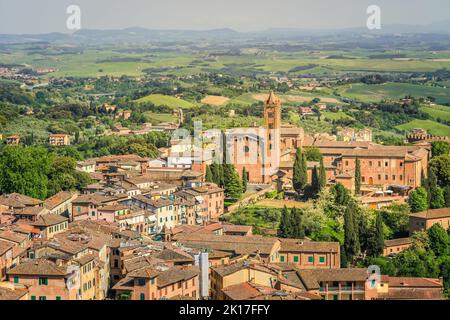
[[292, 147, 327, 198]]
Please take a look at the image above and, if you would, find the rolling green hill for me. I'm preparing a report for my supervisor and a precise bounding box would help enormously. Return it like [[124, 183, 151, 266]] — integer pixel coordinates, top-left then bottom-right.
[[396, 119, 450, 137]]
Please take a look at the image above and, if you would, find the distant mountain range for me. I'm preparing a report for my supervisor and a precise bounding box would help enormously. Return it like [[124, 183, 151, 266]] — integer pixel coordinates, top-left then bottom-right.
[[1, 20, 449, 44]]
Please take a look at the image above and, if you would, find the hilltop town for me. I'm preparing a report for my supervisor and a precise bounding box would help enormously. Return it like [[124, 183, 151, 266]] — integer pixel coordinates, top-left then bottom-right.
[[0, 90, 449, 301]]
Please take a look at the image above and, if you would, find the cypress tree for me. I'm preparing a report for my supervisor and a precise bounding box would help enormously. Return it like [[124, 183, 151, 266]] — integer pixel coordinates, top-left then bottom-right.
[[205, 165, 214, 183], [241, 167, 248, 193], [319, 156, 326, 191], [279, 206, 292, 238], [373, 213, 385, 257], [300, 149, 308, 190], [223, 164, 242, 202], [354, 157, 361, 195], [344, 200, 360, 262], [311, 165, 320, 197], [291, 207, 305, 239], [293, 148, 304, 193], [429, 170, 445, 209]]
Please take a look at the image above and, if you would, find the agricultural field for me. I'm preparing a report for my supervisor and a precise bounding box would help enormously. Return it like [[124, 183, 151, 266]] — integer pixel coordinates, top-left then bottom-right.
[[337, 83, 450, 104], [396, 119, 450, 136], [143, 112, 178, 124], [255, 199, 311, 209], [321, 111, 355, 121], [420, 105, 450, 122], [200, 95, 230, 106], [135, 94, 195, 109]]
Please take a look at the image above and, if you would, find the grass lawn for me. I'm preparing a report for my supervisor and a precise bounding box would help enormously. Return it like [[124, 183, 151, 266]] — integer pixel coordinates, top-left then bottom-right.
[[396, 119, 450, 137], [135, 94, 195, 109]]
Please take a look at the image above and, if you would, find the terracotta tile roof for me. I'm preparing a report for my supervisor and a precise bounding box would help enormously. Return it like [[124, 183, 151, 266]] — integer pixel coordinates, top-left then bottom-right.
[[44, 191, 76, 210], [0, 193, 43, 206], [222, 224, 252, 234], [0, 239, 14, 255], [410, 208, 450, 219], [153, 248, 194, 263], [0, 287, 28, 300], [7, 259, 67, 276], [132, 195, 174, 208], [380, 289, 445, 300], [174, 233, 279, 256], [157, 265, 199, 288], [95, 154, 149, 163], [0, 230, 27, 244], [384, 237, 413, 248], [72, 194, 116, 205], [250, 291, 321, 300], [387, 276, 443, 288], [14, 206, 48, 216], [313, 140, 373, 149], [212, 261, 277, 278], [222, 282, 276, 300], [208, 250, 233, 259], [31, 214, 68, 227], [73, 253, 97, 266], [279, 239, 340, 253], [298, 268, 369, 286], [99, 204, 129, 211]]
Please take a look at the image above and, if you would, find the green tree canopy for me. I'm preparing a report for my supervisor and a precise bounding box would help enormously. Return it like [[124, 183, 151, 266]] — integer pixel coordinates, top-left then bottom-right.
[[431, 141, 450, 158], [408, 187, 429, 213]]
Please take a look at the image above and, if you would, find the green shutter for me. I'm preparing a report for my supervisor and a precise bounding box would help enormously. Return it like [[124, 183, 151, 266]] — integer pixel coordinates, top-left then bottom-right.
[[56, 296, 61, 300], [280, 256, 285, 262], [14, 276, 19, 284], [319, 257, 325, 263], [31, 296, 36, 300], [308, 256, 314, 263], [293, 256, 299, 263]]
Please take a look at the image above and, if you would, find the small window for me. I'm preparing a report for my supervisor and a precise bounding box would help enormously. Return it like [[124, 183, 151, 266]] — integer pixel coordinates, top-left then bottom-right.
[[319, 256, 325, 264], [39, 277, 48, 286], [39, 296, 46, 301], [56, 296, 61, 300], [31, 296, 36, 300], [140, 293, 145, 300], [293, 256, 299, 263], [280, 256, 285, 262], [138, 278, 146, 286], [13, 276, 19, 284], [308, 256, 314, 263]]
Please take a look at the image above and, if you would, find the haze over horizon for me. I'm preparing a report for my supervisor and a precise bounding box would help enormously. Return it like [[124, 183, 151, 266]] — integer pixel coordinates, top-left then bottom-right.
[[1, 0, 450, 35]]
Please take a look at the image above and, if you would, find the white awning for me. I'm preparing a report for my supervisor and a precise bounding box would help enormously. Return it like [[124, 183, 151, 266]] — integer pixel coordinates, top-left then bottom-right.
[[148, 215, 157, 222]]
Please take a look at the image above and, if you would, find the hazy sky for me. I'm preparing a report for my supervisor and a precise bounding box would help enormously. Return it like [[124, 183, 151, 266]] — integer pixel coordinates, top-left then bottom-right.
[[1, 0, 450, 34]]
